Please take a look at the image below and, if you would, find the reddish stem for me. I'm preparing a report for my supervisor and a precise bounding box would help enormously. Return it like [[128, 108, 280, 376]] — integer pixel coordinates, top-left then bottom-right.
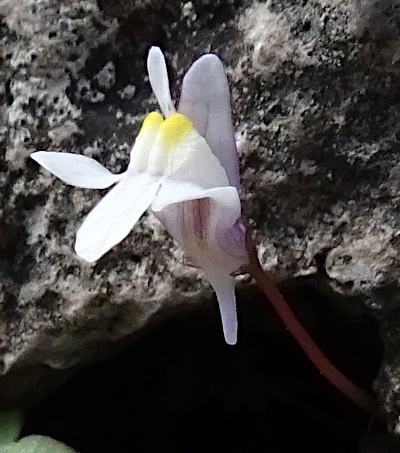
[[243, 233, 379, 417]]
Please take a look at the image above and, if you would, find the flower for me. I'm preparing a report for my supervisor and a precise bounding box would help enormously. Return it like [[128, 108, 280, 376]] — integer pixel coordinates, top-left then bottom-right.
[[31, 47, 248, 345]]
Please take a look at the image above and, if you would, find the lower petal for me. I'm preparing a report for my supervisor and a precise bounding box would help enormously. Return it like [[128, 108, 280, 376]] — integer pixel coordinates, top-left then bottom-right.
[[152, 179, 240, 227], [31, 151, 124, 189], [75, 173, 160, 262]]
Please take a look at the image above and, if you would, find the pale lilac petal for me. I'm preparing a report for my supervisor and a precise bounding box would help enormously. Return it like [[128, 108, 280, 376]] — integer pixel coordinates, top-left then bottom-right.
[[31, 151, 123, 189], [152, 184, 242, 265], [178, 54, 240, 189], [206, 272, 238, 345], [152, 183, 245, 346], [147, 47, 175, 117], [75, 173, 160, 262]]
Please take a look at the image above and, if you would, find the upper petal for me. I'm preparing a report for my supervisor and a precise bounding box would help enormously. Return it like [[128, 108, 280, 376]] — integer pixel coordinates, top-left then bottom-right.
[[31, 151, 123, 189], [75, 172, 160, 262], [147, 46, 175, 117], [178, 54, 240, 189]]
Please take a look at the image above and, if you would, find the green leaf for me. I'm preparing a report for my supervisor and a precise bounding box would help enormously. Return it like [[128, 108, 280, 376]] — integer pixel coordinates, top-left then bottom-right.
[[0, 435, 78, 453], [0, 410, 23, 446]]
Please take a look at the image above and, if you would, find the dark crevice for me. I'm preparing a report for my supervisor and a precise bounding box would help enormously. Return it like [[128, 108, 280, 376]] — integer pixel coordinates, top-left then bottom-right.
[[5, 78, 14, 106], [21, 281, 392, 453]]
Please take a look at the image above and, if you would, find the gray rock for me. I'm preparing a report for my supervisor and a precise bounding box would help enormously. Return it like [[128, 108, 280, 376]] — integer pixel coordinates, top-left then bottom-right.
[[118, 84, 136, 101], [94, 61, 116, 90], [1, 0, 400, 435]]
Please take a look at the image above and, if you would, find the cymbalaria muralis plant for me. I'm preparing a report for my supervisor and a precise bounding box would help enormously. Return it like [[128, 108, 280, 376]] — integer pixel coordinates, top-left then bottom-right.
[[32, 47, 247, 345], [32, 46, 377, 415]]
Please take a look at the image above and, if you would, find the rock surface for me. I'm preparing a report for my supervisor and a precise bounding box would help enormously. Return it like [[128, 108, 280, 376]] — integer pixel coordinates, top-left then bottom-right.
[[1, 0, 400, 434]]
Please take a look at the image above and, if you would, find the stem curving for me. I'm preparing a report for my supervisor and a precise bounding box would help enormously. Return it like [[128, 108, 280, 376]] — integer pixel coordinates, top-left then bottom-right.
[[242, 231, 379, 417]]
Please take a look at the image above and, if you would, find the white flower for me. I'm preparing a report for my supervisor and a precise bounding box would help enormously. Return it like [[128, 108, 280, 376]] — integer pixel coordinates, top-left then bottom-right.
[[31, 47, 248, 345]]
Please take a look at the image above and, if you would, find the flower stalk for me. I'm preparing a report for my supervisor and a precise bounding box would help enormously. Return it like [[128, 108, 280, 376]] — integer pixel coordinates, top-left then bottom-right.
[[242, 230, 379, 416]]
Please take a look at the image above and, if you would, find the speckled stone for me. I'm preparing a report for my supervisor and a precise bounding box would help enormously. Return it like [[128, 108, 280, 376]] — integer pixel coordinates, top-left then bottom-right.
[[1, 0, 400, 434]]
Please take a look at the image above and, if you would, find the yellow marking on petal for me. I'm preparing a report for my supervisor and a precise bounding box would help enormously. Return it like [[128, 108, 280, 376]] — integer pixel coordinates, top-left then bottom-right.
[[159, 113, 193, 148], [129, 111, 164, 172], [137, 111, 163, 139]]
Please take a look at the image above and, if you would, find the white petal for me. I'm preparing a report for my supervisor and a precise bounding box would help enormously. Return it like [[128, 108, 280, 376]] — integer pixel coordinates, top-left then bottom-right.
[[147, 47, 175, 117], [75, 173, 160, 262], [152, 180, 240, 222], [146, 113, 230, 189], [129, 112, 163, 173], [178, 54, 240, 189], [31, 151, 123, 189], [206, 272, 238, 345]]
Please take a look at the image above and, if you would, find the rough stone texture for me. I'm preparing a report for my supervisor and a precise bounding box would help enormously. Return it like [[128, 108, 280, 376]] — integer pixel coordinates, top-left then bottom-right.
[[1, 0, 400, 434]]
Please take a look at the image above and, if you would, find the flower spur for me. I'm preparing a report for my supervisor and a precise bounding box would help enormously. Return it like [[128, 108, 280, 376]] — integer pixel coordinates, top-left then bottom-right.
[[32, 46, 247, 345]]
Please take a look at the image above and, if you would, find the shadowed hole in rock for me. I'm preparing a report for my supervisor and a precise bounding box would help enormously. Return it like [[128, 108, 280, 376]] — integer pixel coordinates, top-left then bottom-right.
[[21, 281, 394, 452]]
